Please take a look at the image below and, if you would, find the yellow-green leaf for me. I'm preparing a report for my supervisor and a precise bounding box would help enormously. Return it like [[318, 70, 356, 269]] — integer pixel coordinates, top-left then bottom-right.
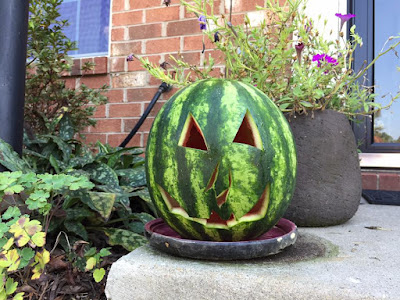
[[2, 238, 14, 251], [31, 232, 46, 247], [13, 292, 24, 300], [85, 257, 96, 271], [93, 268, 106, 283], [24, 220, 42, 236]]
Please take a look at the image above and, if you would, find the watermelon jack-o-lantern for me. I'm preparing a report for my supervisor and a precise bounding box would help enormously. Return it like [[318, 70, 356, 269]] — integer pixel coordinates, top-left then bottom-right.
[[146, 79, 297, 242]]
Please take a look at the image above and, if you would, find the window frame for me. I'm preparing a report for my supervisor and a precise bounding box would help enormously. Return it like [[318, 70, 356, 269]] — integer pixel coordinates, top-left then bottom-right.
[[349, 0, 400, 153], [60, 0, 111, 58]]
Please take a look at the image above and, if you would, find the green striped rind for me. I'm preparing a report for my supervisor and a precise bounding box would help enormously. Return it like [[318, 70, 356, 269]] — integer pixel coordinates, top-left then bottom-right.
[[146, 79, 297, 241]]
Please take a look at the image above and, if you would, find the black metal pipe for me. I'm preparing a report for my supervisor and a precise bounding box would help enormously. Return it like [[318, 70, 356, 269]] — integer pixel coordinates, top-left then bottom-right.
[[0, 1, 30, 157], [119, 82, 171, 148]]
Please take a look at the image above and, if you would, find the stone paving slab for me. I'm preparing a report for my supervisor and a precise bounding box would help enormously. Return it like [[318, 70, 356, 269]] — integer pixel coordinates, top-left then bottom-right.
[[106, 204, 400, 300]]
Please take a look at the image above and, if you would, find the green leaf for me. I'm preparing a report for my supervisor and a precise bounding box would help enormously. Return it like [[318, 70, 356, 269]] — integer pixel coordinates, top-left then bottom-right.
[[85, 257, 96, 271], [93, 268, 106, 283], [117, 166, 146, 188], [102, 228, 147, 251], [49, 154, 61, 173], [64, 221, 88, 240], [127, 221, 145, 234], [2, 207, 21, 221], [84, 247, 97, 257], [84, 163, 119, 187], [59, 113, 75, 140], [5, 278, 17, 295], [0, 138, 32, 172], [19, 248, 35, 268], [133, 212, 155, 224], [99, 248, 111, 257], [66, 208, 95, 221], [87, 192, 116, 220], [300, 101, 314, 108]]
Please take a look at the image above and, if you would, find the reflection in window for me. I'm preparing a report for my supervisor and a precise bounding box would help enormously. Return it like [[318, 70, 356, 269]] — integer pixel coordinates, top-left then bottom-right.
[[373, 0, 400, 143], [59, 0, 110, 57]]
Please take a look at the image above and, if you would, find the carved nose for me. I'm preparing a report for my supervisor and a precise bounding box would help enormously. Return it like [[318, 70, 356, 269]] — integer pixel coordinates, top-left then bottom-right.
[[205, 163, 231, 208]]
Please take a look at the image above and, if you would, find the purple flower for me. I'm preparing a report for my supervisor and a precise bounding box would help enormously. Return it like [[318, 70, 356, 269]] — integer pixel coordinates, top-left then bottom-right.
[[295, 43, 305, 63], [304, 21, 312, 33], [126, 54, 134, 62], [335, 13, 355, 30], [199, 15, 207, 30], [312, 54, 338, 68], [214, 31, 221, 42]]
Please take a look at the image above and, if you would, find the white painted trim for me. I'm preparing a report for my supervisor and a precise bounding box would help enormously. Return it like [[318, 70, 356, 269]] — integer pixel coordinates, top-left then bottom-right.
[[359, 153, 400, 168]]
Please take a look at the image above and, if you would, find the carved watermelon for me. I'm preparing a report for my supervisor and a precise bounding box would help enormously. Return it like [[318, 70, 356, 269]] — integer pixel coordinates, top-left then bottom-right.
[[146, 79, 297, 241]]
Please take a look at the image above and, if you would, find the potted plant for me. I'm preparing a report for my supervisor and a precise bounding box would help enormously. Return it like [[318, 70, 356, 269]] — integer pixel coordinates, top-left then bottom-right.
[[130, 0, 400, 226]]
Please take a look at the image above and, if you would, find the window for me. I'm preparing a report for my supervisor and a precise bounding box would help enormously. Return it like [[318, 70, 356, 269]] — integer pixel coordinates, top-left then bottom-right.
[[350, 0, 400, 152], [59, 0, 110, 57]]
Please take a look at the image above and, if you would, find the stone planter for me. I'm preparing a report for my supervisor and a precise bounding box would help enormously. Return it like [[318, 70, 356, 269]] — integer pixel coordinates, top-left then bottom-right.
[[284, 109, 362, 226]]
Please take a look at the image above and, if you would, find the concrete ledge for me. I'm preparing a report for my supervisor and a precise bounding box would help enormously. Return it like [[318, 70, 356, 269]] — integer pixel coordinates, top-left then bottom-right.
[[106, 204, 400, 300]]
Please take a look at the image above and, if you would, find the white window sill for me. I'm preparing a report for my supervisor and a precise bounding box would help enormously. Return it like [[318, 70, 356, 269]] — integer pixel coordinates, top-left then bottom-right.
[[359, 153, 400, 168]]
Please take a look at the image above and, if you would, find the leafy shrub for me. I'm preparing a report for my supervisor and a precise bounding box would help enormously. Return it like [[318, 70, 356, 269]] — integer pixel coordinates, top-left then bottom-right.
[[25, 0, 108, 135], [0, 171, 94, 299]]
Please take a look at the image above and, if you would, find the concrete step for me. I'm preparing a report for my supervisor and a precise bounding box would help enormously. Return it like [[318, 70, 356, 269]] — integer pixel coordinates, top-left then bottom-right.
[[106, 204, 400, 300]]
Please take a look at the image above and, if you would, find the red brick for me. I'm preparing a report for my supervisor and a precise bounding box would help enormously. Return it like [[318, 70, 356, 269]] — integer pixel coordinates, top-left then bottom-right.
[[81, 58, 94, 75], [167, 19, 201, 36], [149, 76, 163, 86], [112, 11, 143, 26], [90, 119, 122, 133], [184, 0, 222, 18], [92, 105, 106, 118], [163, 87, 180, 100], [379, 173, 400, 191], [230, 13, 245, 25], [111, 41, 142, 56], [362, 173, 378, 190], [144, 101, 166, 117], [71, 59, 81, 76], [129, 24, 162, 40], [168, 52, 201, 65], [64, 78, 76, 89], [112, 0, 126, 12], [108, 133, 141, 147], [110, 57, 126, 73], [143, 133, 149, 147], [80, 75, 110, 89], [146, 6, 180, 23], [129, 0, 162, 10], [128, 55, 161, 72], [124, 117, 155, 132], [82, 134, 107, 145], [127, 87, 161, 102], [205, 49, 225, 65], [109, 103, 142, 118], [146, 38, 180, 54], [230, 0, 265, 12], [112, 73, 147, 88], [105, 89, 124, 103], [94, 57, 108, 74], [112, 28, 125, 41], [183, 35, 214, 51]]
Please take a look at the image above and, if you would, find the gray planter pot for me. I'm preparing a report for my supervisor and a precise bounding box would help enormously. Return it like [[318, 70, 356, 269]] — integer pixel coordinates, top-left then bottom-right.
[[284, 109, 362, 226]]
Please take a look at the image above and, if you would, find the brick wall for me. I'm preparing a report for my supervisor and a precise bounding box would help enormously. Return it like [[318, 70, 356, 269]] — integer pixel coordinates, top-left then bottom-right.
[[362, 170, 400, 191], [63, 0, 267, 148]]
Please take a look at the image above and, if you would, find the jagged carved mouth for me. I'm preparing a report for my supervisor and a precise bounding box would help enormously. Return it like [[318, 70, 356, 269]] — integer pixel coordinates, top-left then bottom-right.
[[157, 183, 270, 229]]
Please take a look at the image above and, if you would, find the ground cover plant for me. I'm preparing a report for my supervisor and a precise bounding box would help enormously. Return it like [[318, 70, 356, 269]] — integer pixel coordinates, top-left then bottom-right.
[[0, 1, 154, 297], [0, 110, 154, 298]]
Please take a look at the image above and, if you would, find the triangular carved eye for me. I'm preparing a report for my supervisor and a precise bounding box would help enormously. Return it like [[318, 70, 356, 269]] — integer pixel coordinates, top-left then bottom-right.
[[233, 110, 263, 150], [178, 113, 208, 151]]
